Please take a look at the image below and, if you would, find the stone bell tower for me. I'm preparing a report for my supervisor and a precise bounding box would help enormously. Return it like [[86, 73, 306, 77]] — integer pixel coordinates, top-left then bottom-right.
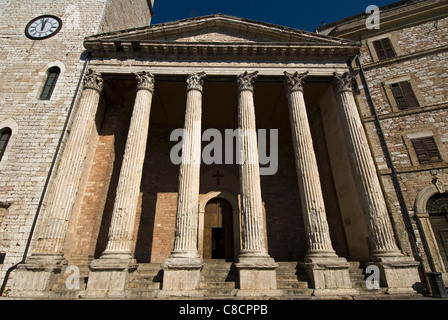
[[0, 0, 154, 297]]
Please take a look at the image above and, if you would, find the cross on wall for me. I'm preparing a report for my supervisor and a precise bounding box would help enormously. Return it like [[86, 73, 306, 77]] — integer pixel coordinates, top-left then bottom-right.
[[213, 170, 224, 185]]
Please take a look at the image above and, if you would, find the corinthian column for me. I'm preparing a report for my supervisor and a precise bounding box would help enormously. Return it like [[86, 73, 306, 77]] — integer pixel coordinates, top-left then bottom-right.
[[169, 71, 206, 260], [237, 71, 269, 256], [333, 72, 402, 259], [162, 72, 206, 293], [84, 72, 155, 299], [100, 71, 155, 260], [286, 72, 353, 294], [333, 73, 421, 293], [235, 71, 277, 293], [30, 69, 104, 264], [284, 71, 336, 257]]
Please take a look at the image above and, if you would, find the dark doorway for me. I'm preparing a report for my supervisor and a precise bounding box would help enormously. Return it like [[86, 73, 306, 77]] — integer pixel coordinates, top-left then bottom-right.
[[204, 198, 234, 260], [212, 228, 225, 259]]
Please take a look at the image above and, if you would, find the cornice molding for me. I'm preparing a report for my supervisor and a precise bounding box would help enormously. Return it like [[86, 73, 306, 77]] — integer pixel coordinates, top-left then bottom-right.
[[84, 40, 360, 61]]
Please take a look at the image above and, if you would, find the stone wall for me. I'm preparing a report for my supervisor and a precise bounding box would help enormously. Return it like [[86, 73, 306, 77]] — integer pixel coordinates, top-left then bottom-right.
[[0, 0, 152, 284], [354, 12, 448, 264]]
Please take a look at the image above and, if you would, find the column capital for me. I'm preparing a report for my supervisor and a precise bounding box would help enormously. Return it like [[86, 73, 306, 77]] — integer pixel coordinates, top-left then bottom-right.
[[135, 71, 155, 93], [83, 69, 104, 93], [186, 71, 206, 92], [333, 72, 357, 93], [237, 71, 258, 93], [284, 71, 309, 93]]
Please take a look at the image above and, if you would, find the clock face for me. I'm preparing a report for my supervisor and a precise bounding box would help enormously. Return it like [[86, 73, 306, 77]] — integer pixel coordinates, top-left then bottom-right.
[[25, 15, 62, 40]]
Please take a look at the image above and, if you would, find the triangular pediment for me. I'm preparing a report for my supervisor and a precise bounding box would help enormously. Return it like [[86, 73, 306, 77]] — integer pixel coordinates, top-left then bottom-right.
[[84, 14, 360, 59], [86, 14, 355, 45]]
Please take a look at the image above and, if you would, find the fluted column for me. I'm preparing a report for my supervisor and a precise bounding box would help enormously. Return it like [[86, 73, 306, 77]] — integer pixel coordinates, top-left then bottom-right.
[[237, 71, 270, 258], [31, 69, 103, 262], [161, 73, 206, 293], [284, 71, 336, 258], [333, 72, 402, 260], [169, 72, 206, 261], [101, 72, 155, 260], [235, 71, 277, 293]]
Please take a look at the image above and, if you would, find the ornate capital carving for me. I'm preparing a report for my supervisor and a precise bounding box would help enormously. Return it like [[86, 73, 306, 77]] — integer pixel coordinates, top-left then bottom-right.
[[83, 69, 103, 93], [135, 71, 155, 93], [284, 71, 308, 93], [186, 71, 206, 92], [333, 72, 357, 93], [237, 71, 258, 92]]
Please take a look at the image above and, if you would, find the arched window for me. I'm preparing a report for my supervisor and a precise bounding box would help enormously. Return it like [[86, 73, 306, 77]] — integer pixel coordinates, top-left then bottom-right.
[[426, 193, 448, 270], [0, 128, 12, 162], [40, 66, 60, 100]]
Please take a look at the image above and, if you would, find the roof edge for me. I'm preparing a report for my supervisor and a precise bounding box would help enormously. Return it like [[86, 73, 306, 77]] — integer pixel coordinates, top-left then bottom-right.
[[85, 13, 356, 45]]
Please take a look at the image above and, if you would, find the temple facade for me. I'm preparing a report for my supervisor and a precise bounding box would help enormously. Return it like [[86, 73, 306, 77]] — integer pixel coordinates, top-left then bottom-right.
[[1, 0, 447, 299]]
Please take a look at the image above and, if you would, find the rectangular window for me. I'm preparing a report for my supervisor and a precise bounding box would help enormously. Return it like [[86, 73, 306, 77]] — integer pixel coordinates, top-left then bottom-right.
[[411, 136, 441, 164], [40, 67, 60, 100], [390, 81, 419, 110], [373, 38, 396, 61]]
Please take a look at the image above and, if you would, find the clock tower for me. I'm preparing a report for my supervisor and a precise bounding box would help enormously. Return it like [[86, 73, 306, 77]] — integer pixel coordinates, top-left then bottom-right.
[[0, 1, 154, 297]]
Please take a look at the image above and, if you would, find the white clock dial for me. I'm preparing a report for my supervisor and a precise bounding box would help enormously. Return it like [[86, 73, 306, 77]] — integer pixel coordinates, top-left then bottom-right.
[[25, 15, 62, 40]]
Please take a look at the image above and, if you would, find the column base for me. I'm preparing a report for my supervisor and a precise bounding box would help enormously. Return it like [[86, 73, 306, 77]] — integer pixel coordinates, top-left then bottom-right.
[[236, 252, 278, 291], [370, 255, 422, 294], [161, 252, 203, 292], [299, 253, 354, 294], [82, 257, 137, 299], [7, 253, 66, 298]]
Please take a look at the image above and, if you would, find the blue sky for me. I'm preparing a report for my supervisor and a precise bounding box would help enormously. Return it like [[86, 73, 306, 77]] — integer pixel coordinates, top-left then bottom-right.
[[151, 0, 399, 31]]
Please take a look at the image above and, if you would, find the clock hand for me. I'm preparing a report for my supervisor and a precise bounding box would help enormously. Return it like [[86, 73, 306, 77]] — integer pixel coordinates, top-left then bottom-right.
[[40, 18, 47, 31]]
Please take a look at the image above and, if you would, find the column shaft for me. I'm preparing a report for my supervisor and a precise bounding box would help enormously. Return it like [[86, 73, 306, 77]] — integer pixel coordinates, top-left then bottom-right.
[[101, 72, 155, 259], [32, 69, 103, 258], [237, 71, 269, 256], [334, 72, 401, 258], [284, 71, 335, 256], [171, 72, 206, 259]]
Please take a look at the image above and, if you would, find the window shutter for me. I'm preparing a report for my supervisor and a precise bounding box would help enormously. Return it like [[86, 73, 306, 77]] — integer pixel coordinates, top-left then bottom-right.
[[390, 81, 419, 110], [373, 38, 396, 61], [423, 136, 441, 162], [390, 83, 408, 110], [400, 81, 419, 108], [373, 40, 387, 61], [412, 138, 428, 163], [412, 137, 441, 164], [381, 38, 396, 59]]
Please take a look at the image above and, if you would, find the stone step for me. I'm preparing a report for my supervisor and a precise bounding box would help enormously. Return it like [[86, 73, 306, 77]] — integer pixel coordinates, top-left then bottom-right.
[[277, 280, 308, 289], [127, 281, 161, 290], [199, 261, 239, 297], [51, 289, 86, 299], [200, 281, 237, 289], [126, 264, 163, 292], [282, 288, 314, 297], [202, 288, 238, 297], [275, 261, 309, 291], [126, 289, 159, 299]]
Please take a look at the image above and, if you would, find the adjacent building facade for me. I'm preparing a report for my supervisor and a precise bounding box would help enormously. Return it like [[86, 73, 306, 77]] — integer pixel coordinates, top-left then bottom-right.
[[0, 0, 446, 299], [317, 0, 448, 287]]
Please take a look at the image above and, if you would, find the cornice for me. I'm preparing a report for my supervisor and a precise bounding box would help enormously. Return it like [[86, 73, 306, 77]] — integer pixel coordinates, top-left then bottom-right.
[[84, 40, 360, 61]]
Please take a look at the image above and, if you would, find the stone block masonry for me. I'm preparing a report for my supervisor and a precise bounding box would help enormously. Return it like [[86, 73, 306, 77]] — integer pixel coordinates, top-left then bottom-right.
[[0, 0, 152, 290]]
